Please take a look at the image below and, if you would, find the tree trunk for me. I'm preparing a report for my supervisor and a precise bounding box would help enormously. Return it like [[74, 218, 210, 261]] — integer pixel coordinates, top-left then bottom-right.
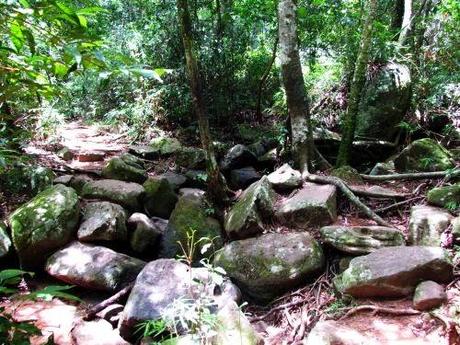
[[278, 0, 313, 174], [391, 0, 405, 33], [398, 0, 413, 47], [177, 0, 228, 205], [336, 0, 378, 167]]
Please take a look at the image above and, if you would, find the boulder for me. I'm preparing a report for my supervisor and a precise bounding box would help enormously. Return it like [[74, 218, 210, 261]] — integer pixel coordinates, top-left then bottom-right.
[[257, 148, 277, 168], [78, 202, 127, 242], [9, 184, 79, 269], [220, 144, 257, 171], [452, 217, 460, 241], [356, 62, 411, 141], [57, 147, 73, 161], [81, 179, 145, 210], [394, 138, 454, 172], [54, 175, 73, 185], [427, 184, 460, 210], [275, 183, 337, 229], [46, 242, 145, 292], [267, 164, 302, 191], [369, 161, 395, 175], [69, 174, 93, 194], [150, 137, 182, 156], [161, 195, 223, 261], [331, 166, 363, 184], [102, 157, 147, 184], [120, 153, 145, 169], [214, 232, 325, 302], [178, 188, 206, 199], [143, 178, 178, 219], [71, 319, 129, 345], [413, 280, 447, 311], [127, 213, 162, 254], [334, 246, 453, 298], [176, 147, 206, 169], [230, 167, 260, 189], [119, 259, 239, 341], [320, 225, 405, 255], [408, 205, 453, 246], [0, 222, 12, 258], [128, 145, 160, 160], [184, 170, 208, 189], [224, 176, 275, 239], [158, 171, 187, 191]]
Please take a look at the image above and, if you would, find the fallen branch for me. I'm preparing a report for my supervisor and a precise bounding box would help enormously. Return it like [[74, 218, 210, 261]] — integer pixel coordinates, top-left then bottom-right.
[[361, 169, 460, 182], [303, 173, 394, 228], [84, 283, 134, 321], [375, 196, 425, 213], [340, 305, 421, 319]]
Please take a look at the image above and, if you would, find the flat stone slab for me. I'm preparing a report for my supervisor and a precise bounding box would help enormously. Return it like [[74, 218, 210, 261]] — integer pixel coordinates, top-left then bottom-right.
[[408, 205, 453, 246]]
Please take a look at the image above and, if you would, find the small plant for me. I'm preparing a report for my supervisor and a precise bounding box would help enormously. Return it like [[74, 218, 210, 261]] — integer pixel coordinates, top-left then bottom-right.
[[325, 296, 356, 317], [445, 201, 459, 211], [420, 157, 436, 170]]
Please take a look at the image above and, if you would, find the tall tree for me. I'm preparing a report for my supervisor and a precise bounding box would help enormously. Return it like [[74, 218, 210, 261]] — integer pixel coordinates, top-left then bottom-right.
[[398, 0, 413, 46], [278, 0, 313, 174], [336, 0, 378, 167], [176, 0, 228, 204]]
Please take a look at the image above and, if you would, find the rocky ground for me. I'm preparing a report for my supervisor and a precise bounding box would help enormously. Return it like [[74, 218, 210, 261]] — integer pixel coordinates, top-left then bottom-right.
[[0, 121, 459, 345]]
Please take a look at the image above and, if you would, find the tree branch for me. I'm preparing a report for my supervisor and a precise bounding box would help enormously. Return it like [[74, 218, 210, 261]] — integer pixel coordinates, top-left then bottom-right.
[[361, 169, 460, 182]]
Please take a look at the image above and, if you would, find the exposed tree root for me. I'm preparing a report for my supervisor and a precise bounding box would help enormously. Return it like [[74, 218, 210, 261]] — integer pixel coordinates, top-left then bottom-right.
[[375, 196, 425, 213], [361, 169, 460, 182], [340, 305, 421, 319], [303, 173, 394, 227], [349, 186, 409, 199], [84, 283, 134, 321]]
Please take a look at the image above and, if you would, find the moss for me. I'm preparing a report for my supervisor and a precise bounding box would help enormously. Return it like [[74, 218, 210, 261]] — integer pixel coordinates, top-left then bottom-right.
[[150, 137, 182, 155], [102, 157, 147, 184], [427, 184, 460, 209], [331, 166, 363, 184], [143, 178, 178, 218]]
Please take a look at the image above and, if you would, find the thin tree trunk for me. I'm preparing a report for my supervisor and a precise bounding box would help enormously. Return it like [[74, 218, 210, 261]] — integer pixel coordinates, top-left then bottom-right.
[[336, 0, 378, 167], [278, 0, 313, 174], [398, 0, 413, 46], [391, 0, 405, 33], [177, 0, 228, 205]]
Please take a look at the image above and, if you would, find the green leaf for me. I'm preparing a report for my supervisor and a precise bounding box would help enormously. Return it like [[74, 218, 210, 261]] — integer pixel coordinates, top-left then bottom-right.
[[24, 30, 35, 55], [297, 7, 308, 18], [130, 68, 163, 82], [10, 20, 25, 53], [18, 0, 30, 8], [30, 285, 81, 302], [55, 1, 74, 15], [76, 7, 106, 16], [77, 15, 88, 28], [53, 62, 68, 77], [0, 269, 33, 286]]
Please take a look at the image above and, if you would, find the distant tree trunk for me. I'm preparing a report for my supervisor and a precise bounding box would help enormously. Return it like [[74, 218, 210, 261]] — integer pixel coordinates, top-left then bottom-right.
[[177, 0, 228, 204], [336, 0, 378, 167], [391, 0, 405, 33], [398, 0, 413, 46], [278, 0, 313, 174]]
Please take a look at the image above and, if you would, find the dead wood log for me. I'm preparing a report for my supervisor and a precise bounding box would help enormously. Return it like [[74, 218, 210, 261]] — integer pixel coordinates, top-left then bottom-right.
[[84, 283, 134, 321], [361, 169, 460, 182]]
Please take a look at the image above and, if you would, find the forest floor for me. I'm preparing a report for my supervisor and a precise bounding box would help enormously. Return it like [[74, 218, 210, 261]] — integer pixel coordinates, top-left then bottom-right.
[[3, 120, 460, 345]]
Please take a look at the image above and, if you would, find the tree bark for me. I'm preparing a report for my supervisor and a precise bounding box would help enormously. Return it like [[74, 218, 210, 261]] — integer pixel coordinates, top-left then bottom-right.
[[278, 0, 313, 174], [336, 0, 378, 167], [177, 0, 228, 205], [398, 0, 413, 46]]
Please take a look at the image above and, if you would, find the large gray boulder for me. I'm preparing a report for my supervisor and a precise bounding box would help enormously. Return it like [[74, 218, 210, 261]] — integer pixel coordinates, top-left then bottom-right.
[[46, 242, 145, 292], [224, 176, 275, 239], [143, 178, 178, 219], [356, 62, 411, 141], [81, 179, 145, 210], [334, 246, 453, 298], [102, 157, 147, 184], [78, 202, 127, 242], [267, 163, 302, 191], [275, 183, 337, 229], [220, 144, 257, 171], [230, 167, 260, 190], [158, 171, 187, 191], [9, 184, 79, 269], [408, 205, 453, 246], [320, 225, 405, 255], [127, 213, 162, 255], [119, 259, 240, 341], [214, 232, 325, 302], [0, 222, 12, 258], [394, 138, 454, 172]]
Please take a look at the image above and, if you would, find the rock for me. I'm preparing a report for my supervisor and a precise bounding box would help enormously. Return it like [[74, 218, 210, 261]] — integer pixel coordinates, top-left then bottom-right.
[[224, 176, 275, 239], [304, 320, 369, 345], [120, 153, 145, 169], [267, 164, 302, 191], [220, 144, 257, 171], [102, 157, 148, 184], [128, 145, 159, 160], [247, 141, 267, 158], [119, 259, 239, 341], [150, 137, 182, 156], [161, 195, 223, 260], [78, 202, 127, 242], [413, 281, 447, 311], [452, 217, 460, 241], [331, 166, 363, 184], [176, 147, 206, 169], [275, 183, 337, 229], [81, 179, 145, 210], [370, 161, 395, 175], [71, 319, 129, 345], [0, 222, 12, 258], [257, 148, 277, 168], [69, 174, 93, 194], [54, 175, 73, 185], [214, 232, 325, 302], [320, 225, 405, 255], [334, 246, 453, 298], [151, 217, 168, 234], [184, 170, 208, 189], [46, 242, 145, 292], [9, 184, 79, 269], [394, 138, 454, 172], [96, 304, 124, 328], [427, 184, 460, 210], [230, 166, 260, 189], [158, 171, 187, 191], [143, 178, 178, 218], [356, 62, 411, 141], [408, 205, 453, 246], [57, 147, 73, 161], [127, 213, 162, 254], [178, 188, 206, 199], [76, 151, 106, 162]]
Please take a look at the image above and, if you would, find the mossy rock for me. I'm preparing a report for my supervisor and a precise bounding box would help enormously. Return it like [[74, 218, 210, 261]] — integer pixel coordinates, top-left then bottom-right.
[[143, 178, 178, 218], [160, 195, 223, 261], [0, 222, 12, 258], [120, 153, 145, 169], [176, 147, 206, 169], [394, 138, 454, 172], [8, 184, 80, 269], [214, 232, 325, 303], [427, 184, 460, 210], [102, 157, 147, 184], [150, 137, 182, 156], [0, 164, 55, 196], [331, 166, 363, 184]]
